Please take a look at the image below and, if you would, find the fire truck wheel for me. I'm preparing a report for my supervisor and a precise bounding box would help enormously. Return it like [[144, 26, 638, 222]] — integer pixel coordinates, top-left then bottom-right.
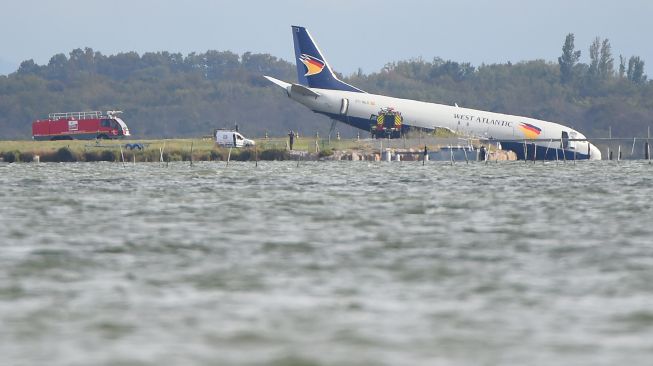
[[97, 134, 110, 140]]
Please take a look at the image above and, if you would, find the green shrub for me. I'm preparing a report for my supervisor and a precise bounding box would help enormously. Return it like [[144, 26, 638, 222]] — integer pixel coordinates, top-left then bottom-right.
[[2, 150, 19, 163], [180, 151, 192, 161], [193, 151, 210, 161], [19, 151, 34, 162], [210, 150, 224, 161], [100, 150, 120, 161], [39, 150, 56, 162], [318, 149, 334, 158], [167, 151, 182, 161], [260, 148, 289, 161], [100, 150, 117, 162], [234, 149, 253, 161], [55, 147, 76, 162], [139, 149, 160, 162], [83, 151, 101, 162]]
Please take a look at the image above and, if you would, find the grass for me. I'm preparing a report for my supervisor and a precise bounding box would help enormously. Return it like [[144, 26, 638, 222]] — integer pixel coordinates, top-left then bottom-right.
[[0, 130, 468, 163], [0, 137, 368, 162]]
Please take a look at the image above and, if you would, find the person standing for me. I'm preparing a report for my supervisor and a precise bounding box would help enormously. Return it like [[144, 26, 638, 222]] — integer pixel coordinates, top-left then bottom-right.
[[423, 145, 428, 165], [288, 130, 295, 150]]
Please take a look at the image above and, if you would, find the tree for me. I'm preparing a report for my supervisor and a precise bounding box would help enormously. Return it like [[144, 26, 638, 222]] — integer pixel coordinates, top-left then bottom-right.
[[598, 38, 614, 79], [627, 56, 647, 84], [619, 55, 626, 78], [588, 37, 601, 78], [558, 33, 581, 84], [17, 59, 40, 75], [45, 53, 69, 80]]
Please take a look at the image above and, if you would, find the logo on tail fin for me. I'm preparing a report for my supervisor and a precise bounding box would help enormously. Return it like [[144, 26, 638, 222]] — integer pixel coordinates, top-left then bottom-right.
[[519, 122, 542, 139], [299, 54, 325, 76]]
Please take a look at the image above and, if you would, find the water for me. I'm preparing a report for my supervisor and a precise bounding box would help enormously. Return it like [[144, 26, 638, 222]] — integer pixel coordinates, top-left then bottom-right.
[[1, 161, 652, 366]]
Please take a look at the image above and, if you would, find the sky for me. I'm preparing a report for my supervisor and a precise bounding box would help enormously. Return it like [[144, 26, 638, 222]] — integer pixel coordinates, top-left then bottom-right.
[[1, 0, 652, 76]]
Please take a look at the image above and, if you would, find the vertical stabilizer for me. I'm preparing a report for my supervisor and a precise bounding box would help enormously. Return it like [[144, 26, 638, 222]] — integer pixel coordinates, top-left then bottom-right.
[[291, 26, 364, 93]]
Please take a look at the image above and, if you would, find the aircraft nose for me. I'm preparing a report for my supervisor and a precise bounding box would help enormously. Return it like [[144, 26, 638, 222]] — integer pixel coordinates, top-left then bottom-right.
[[589, 143, 602, 160]]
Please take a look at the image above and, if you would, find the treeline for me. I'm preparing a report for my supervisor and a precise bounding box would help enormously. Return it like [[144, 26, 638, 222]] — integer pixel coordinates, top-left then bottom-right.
[[1, 34, 652, 140], [347, 33, 652, 137], [0, 49, 323, 139]]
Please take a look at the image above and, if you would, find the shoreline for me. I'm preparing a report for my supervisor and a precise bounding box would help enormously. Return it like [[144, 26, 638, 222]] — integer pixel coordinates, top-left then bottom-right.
[[0, 137, 515, 163]]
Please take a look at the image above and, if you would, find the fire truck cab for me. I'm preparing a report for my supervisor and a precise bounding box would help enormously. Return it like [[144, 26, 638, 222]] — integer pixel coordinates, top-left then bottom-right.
[[370, 107, 403, 139]]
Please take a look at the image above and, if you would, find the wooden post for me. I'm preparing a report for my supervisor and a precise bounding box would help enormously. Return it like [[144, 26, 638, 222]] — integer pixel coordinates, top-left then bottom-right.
[[120, 145, 125, 167], [159, 142, 166, 165], [608, 126, 612, 162], [449, 146, 454, 165], [423, 145, 427, 166], [544, 140, 552, 163], [496, 142, 500, 163], [631, 138, 637, 157], [644, 142, 650, 160], [587, 142, 591, 160], [532, 143, 536, 163]]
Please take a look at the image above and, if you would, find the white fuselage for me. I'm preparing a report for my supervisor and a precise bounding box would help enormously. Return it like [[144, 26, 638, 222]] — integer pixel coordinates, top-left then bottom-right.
[[288, 86, 601, 160]]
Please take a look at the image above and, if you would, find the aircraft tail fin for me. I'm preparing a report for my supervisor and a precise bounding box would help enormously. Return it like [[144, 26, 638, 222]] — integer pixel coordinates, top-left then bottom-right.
[[292, 25, 364, 93]]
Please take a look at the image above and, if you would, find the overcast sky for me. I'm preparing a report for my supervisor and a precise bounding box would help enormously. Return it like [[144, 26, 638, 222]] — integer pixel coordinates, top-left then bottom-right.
[[1, 0, 651, 76]]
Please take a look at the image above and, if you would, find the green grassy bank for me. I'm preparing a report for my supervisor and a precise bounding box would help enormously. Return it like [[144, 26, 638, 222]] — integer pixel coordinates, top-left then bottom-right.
[[0, 137, 372, 163]]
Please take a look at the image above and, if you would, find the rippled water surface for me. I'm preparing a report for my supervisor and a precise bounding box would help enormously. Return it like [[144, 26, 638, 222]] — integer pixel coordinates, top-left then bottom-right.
[[1, 161, 652, 366]]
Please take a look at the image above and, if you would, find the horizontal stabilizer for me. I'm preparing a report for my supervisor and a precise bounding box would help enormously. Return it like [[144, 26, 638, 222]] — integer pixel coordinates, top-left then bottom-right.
[[264, 76, 320, 98], [290, 83, 320, 98], [263, 75, 291, 89]]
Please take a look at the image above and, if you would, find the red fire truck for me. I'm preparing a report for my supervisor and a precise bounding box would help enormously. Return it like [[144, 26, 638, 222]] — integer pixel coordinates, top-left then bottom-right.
[[32, 111, 131, 140]]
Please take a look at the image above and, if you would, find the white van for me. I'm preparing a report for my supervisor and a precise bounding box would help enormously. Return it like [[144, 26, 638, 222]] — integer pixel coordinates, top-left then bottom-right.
[[215, 130, 255, 148]]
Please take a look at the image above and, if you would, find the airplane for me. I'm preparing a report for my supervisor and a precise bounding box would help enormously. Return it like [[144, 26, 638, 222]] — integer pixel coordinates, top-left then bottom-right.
[[264, 26, 602, 160]]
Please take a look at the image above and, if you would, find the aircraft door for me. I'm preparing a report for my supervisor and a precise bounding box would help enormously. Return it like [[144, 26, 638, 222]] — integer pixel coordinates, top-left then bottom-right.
[[340, 98, 349, 115], [561, 131, 569, 149]]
